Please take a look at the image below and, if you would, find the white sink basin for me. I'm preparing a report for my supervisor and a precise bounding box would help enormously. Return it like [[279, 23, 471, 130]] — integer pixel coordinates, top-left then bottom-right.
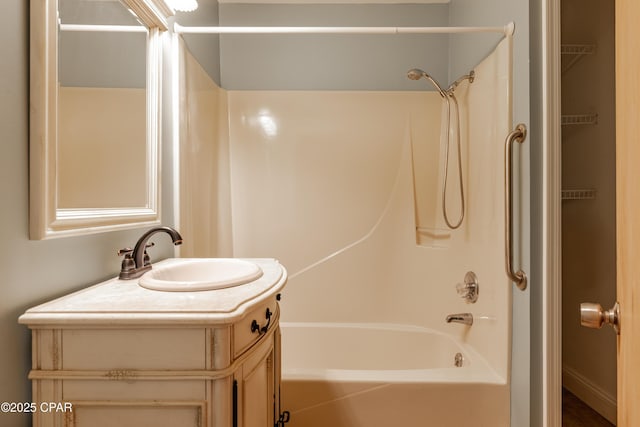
[[138, 258, 264, 292]]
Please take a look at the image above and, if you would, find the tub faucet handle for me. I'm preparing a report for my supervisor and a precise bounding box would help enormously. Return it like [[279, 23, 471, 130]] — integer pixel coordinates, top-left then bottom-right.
[[456, 271, 479, 303]]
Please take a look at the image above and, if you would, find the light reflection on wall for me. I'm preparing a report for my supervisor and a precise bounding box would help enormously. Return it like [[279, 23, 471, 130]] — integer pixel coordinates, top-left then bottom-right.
[[256, 110, 278, 139]]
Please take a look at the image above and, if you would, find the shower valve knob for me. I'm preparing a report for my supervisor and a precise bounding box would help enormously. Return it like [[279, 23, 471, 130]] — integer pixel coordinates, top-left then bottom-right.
[[456, 271, 479, 303]]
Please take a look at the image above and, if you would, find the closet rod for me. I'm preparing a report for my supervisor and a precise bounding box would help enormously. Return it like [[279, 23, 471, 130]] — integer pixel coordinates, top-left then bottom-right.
[[173, 22, 514, 36]]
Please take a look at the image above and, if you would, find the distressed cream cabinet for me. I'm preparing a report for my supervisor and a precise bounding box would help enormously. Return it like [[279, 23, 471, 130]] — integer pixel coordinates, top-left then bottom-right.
[[19, 258, 287, 427]]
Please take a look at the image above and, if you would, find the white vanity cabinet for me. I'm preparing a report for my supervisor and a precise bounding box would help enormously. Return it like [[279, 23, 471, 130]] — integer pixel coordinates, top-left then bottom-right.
[[19, 258, 287, 427]]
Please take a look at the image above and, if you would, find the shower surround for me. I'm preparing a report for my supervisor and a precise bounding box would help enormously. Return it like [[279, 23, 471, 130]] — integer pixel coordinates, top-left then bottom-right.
[[177, 37, 514, 425]]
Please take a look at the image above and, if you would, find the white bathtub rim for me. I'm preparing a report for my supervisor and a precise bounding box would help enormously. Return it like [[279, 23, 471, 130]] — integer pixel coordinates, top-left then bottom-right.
[[280, 321, 506, 385], [282, 321, 459, 334], [283, 367, 506, 384]]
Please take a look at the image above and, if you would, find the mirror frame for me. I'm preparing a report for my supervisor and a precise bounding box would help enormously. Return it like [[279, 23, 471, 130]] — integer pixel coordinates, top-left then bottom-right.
[[29, 0, 173, 239]]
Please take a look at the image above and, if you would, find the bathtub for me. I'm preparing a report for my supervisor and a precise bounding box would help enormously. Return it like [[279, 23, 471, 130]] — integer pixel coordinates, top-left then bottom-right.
[[280, 322, 509, 427]]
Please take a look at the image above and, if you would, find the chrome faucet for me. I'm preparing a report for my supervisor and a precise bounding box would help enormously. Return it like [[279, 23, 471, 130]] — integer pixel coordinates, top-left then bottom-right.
[[118, 226, 183, 280], [445, 313, 473, 326]]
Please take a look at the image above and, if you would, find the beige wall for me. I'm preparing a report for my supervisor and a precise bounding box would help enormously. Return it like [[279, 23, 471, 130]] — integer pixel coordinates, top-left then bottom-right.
[[177, 39, 233, 258], [561, 0, 617, 422]]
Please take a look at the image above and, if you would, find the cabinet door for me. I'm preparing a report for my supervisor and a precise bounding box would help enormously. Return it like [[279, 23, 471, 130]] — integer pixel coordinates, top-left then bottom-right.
[[273, 326, 282, 425], [237, 332, 277, 427], [33, 378, 208, 427]]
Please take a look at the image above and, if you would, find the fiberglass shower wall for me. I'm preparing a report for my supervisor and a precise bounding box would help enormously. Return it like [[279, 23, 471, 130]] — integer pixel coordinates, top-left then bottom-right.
[[177, 36, 233, 258], [226, 39, 512, 380], [177, 3, 513, 383]]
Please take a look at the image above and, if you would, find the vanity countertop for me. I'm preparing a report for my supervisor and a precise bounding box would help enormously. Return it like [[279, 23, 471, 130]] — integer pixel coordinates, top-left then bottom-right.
[[19, 258, 286, 327]]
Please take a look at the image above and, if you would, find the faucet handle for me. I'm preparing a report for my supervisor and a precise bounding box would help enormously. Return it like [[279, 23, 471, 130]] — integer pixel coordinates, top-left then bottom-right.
[[143, 242, 155, 266], [117, 247, 136, 278], [117, 247, 133, 257], [456, 271, 479, 303]]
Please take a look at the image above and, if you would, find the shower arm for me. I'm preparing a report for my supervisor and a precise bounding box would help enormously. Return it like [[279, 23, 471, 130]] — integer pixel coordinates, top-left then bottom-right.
[[505, 124, 527, 291], [446, 70, 475, 93]]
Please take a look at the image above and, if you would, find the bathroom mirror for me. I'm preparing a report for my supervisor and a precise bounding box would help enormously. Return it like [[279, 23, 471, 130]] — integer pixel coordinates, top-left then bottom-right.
[[29, 0, 173, 239]]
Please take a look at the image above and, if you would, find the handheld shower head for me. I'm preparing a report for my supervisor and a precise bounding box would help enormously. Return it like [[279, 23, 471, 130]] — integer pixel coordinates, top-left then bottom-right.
[[406, 68, 447, 98], [407, 68, 426, 81]]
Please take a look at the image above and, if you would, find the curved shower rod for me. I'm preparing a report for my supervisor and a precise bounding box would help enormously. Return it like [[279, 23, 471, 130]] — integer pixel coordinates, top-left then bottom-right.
[[173, 22, 515, 36]]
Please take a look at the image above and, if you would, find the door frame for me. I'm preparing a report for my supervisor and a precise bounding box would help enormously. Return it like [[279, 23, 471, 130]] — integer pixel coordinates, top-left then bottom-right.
[[541, 0, 564, 425]]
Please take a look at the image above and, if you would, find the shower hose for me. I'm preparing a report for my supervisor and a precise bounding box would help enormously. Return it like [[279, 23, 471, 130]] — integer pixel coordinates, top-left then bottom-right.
[[441, 91, 465, 230]]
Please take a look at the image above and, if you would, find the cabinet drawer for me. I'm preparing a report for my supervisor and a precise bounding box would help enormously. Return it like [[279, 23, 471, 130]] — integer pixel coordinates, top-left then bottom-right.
[[63, 380, 206, 401], [233, 298, 277, 358], [67, 402, 205, 427], [61, 328, 206, 370]]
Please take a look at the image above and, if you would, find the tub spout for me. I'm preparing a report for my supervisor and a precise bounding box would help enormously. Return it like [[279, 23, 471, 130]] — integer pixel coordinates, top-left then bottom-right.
[[445, 313, 473, 325]]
